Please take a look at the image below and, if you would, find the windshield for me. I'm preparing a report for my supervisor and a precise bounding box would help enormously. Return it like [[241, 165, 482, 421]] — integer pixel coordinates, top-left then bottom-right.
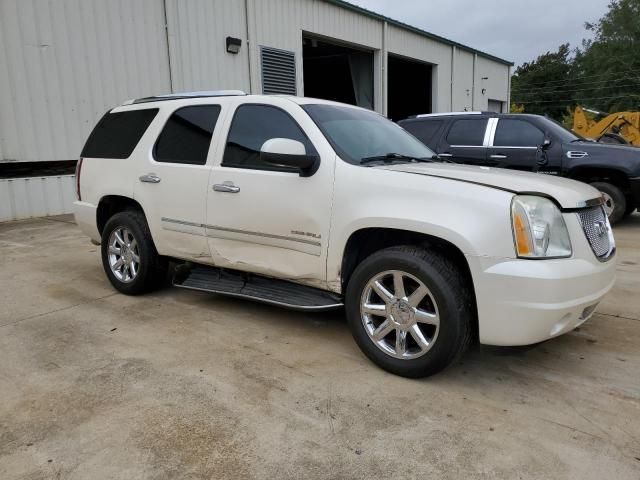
[[302, 104, 436, 165], [541, 117, 585, 143]]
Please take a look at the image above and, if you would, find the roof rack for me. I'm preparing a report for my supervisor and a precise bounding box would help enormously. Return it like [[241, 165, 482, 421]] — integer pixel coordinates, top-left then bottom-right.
[[123, 90, 247, 105], [413, 111, 487, 118]]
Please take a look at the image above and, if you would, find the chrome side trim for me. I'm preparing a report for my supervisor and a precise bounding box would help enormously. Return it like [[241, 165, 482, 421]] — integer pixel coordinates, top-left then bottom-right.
[[205, 224, 321, 247], [162, 217, 204, 228], [161, 217, 320, 246], [174, 283, 343, 311], [567, 151, 589, 159]]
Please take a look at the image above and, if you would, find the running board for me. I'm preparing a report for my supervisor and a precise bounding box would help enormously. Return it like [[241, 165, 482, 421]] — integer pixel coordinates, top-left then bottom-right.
[[173, 265, 343, 311]]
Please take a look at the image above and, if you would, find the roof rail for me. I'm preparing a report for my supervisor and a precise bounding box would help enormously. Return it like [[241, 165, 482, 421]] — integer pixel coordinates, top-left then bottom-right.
[[123, 90, 247, 105], [413, 111, 486, 118]]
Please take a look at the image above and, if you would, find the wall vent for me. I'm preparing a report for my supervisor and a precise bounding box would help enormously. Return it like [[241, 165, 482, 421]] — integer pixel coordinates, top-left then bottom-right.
[[260, 47, 296, 95]]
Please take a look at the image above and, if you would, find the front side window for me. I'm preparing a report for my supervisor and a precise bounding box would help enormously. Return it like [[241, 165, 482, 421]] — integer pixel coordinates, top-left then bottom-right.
[[302, 104, 434, 165], [222, 104, 316, 171], [154, 105, 221, 165], [494, 119, 544, 147], [446, 118, 488, 146]]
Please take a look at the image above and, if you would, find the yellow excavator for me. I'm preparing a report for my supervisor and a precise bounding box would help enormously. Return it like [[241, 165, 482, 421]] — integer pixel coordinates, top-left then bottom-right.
[[572, 106, 640, 146]]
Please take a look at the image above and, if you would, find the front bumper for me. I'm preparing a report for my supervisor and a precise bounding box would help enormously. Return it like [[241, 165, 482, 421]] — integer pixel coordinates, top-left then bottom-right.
[[469, 253, 616, 346]]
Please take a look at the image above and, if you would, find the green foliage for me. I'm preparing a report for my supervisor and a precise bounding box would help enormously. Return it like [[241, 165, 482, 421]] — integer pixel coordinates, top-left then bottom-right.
[[510, 102, 525, 113], [511, 0, 640, 119]]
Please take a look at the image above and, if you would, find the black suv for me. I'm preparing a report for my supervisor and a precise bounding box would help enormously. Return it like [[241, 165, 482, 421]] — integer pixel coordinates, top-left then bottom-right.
[[399, 112, 640, 223]]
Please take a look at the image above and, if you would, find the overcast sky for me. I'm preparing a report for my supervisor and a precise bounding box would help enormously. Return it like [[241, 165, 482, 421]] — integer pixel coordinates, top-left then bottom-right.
[[349, 0, 611, 67]]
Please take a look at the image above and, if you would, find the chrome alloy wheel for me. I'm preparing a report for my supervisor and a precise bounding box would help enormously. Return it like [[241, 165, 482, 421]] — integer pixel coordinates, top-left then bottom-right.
[[108, 227, 140, 283], [360, 270, 440, 360], [601, 192, 615, 217]]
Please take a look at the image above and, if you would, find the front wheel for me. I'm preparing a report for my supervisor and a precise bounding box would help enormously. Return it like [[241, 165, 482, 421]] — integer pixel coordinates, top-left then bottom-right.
[[345, 246, 474, 378], [590, 182, 626, 224], [101, 211, 168, 295]]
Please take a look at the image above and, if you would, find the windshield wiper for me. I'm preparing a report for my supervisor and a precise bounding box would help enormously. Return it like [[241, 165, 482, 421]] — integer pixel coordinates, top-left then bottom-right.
[[360, 153, 433, 165]]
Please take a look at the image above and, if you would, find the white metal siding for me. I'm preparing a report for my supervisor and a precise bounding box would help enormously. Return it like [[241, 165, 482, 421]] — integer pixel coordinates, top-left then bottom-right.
[[474, 56, 510, 110], [0, 0, 510, 165], [0, 0, 171, 163], [0, 175, 75, 222], [452, 49, 474, 112], [164, 0, 251, 93]]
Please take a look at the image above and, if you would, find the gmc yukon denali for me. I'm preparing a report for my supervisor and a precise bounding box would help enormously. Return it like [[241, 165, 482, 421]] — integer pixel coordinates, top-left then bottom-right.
[[399, 112, 640, 224], [74, 91, 616, 378]]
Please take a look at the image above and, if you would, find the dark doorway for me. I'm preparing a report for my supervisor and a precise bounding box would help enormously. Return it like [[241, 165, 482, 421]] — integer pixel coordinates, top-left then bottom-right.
[[387, 55, 432, 121], [302, 36, 374, 110]]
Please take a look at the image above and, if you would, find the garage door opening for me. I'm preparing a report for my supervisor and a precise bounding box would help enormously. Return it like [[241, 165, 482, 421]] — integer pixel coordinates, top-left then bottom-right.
[[302, 36, 374, 109], [387, 55, 432, 121]]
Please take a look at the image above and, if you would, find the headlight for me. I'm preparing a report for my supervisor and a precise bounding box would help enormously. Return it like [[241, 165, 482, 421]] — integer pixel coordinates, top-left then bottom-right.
[[511, 195, 572, 258]]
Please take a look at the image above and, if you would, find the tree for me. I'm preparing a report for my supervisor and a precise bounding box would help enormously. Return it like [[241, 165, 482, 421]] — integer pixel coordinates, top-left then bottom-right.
[[510, 44, 574, 119], [510, 0, 640, 119], [573, 0, 640, 112]]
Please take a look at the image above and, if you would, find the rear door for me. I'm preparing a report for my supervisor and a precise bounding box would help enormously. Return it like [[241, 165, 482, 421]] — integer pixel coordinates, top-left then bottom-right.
[[486, 118, 545, 171], [437, 117, 489, 165], [134, 102, 225, 261]]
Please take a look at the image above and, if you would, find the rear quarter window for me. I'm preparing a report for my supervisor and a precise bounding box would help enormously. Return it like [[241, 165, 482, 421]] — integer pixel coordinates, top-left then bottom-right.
[[81, 108, 158, 159]]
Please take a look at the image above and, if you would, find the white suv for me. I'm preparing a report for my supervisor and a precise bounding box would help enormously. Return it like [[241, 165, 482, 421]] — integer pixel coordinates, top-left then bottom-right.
[[74, 91, 616, 378]]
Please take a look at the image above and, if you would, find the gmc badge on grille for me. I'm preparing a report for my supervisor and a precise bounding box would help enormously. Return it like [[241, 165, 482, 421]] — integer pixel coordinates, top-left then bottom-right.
[[594, 221, 609, 237]]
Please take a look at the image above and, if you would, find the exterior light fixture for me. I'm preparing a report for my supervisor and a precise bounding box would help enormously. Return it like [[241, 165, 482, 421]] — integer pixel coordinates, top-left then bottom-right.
[[226, 37, 242, 54]]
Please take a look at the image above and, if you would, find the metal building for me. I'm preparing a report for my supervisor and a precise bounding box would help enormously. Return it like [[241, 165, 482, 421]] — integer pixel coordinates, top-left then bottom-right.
[[0, 0, 512, 221]]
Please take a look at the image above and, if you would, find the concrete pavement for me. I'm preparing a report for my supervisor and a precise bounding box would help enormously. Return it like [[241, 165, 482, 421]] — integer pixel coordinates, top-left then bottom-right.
[[1, 214, 639, 479]]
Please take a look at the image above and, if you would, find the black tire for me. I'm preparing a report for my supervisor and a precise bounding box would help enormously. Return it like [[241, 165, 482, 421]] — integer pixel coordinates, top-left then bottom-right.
[[101, 210, 168, 295], [345, 246, 474, 378], [590, 182, 626, 225]]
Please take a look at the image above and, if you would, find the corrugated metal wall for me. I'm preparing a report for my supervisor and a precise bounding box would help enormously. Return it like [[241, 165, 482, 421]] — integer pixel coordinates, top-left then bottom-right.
[[0, 175, 75, 222], [0, 0, 510, 221], [0, 0, 171, 163], [0, 0, 510, 165]]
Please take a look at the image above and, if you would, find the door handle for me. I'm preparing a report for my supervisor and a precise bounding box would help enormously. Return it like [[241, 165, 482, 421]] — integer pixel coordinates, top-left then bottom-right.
[[139, 174, 161, 184], [213, 182, 240, 193], [489, 154, 507, 159], [438, 153, 453, 157]]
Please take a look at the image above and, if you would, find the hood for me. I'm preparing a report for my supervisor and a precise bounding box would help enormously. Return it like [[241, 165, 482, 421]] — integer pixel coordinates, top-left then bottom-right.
[[380, 163, 602, 209]]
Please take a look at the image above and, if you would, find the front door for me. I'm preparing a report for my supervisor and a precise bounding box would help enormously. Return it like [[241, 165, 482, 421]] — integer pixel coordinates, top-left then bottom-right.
[[134, 104, 223, 261], [205, 99, 335, 287], [437, 117, 488, 165]]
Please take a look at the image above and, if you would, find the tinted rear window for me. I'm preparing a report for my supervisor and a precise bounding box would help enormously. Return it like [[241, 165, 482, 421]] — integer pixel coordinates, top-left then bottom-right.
[[401, 120, 443, 148], [81, 109, 158, 159], [154, 105, 221, 165], [446, 118, 488, 146]]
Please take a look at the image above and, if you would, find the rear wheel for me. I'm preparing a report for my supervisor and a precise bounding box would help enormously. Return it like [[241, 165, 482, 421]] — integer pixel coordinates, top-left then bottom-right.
[[590, 181, 626, 224], [101, 211, 168, 295], [345, 246, 473, 378]]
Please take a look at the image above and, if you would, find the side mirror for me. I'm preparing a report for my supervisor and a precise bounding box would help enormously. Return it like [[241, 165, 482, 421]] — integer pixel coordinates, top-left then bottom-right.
[[541, 138, 552, 150], [260, 138, 319, 177]]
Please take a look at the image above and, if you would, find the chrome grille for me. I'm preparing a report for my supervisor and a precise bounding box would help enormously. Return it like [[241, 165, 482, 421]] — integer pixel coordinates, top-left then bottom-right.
[[577, 206, 613, 259]]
